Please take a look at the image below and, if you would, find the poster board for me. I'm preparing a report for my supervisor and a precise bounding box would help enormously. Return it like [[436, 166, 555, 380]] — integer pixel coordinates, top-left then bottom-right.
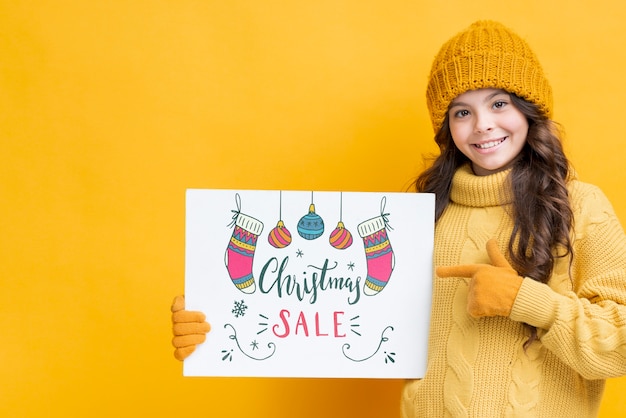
[[184, 189, 434, 378]]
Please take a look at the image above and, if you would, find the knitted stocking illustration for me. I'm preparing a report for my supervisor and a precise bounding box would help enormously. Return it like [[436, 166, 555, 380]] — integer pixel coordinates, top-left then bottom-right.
[[225, 195, 264, 294], [357, 198, 394, 296]]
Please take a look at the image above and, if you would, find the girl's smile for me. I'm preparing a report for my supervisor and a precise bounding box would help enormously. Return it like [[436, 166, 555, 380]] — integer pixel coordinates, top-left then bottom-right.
[[473, 137, 506, 150]]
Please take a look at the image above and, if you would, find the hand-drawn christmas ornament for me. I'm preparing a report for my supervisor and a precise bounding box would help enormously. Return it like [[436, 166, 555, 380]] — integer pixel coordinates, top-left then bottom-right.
[[357, 196, 395, 296], [224, 194, 264, 294], [268, 191, 292, 249], [329, 192, 353, 249], [329, 221, 353, 249], [268, 220, 292, 249], [297, 192, 324, 240]]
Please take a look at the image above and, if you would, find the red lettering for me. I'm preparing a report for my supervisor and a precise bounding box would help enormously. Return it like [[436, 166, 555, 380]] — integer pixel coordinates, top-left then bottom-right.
[[334, 311, 345, 337], [295, 311, 309, 336], [272, 309, 290, 338], [271, 310, 347, 338], [315, 312, 329, 336]]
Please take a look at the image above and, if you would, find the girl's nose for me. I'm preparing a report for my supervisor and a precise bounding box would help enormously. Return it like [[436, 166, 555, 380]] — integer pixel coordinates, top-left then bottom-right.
[[474, 112, 494, 133]]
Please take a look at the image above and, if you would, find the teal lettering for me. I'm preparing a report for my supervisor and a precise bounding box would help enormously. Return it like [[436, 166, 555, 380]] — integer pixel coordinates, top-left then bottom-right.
[[259, 256, 362, 305]]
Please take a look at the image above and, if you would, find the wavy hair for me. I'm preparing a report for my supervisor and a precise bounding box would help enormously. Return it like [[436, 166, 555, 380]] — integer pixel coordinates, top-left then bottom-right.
[[414, 93, 574, 347]]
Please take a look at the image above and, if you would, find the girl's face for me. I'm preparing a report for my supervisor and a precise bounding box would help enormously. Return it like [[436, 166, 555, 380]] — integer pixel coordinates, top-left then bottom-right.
[[448, 88, 529, 176]]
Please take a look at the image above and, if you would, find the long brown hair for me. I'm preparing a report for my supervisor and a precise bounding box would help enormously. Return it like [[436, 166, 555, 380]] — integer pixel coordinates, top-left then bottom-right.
[[415, 93, 574, 347]]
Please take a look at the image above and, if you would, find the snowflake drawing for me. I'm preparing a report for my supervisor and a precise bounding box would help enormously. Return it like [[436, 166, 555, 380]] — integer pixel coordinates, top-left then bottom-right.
[[232, 299, 248, 318]]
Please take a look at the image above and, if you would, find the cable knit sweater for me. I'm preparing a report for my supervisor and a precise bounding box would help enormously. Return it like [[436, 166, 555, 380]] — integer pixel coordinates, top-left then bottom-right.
[[401, 164, 626, 417]]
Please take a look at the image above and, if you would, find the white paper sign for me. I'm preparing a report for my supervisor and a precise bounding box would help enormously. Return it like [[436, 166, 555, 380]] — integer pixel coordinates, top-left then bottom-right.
[[184, 189, 434, 378]]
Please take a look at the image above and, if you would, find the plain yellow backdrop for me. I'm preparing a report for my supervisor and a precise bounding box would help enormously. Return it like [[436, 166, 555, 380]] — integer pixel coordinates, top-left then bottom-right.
[[2, 1, 625, 416]]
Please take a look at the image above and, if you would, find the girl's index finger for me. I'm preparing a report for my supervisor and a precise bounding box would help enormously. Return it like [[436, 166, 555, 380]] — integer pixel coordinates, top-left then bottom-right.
[[436, 264, 481, 278]]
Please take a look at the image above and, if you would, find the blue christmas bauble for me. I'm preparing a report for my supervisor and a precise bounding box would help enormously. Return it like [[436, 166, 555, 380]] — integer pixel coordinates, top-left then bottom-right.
[[297, 204, 324, 240]]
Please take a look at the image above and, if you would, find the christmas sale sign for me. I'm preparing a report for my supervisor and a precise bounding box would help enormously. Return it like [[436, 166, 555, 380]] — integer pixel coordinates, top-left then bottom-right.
[[183, 189, 434, 378]]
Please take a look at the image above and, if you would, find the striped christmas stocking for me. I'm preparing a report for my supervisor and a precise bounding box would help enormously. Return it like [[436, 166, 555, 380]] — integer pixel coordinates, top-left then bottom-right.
[[357, 213, 394, 296], [225, 210, 264, 294]]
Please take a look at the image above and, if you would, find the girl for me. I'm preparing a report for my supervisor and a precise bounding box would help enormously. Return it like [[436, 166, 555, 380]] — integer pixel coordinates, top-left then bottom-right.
[[403, 20, 626, 416], [172, 20, 626, 417]]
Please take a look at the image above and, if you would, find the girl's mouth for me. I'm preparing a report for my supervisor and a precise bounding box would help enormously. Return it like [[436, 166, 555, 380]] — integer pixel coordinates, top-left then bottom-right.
[[473, 138, 505, 149]]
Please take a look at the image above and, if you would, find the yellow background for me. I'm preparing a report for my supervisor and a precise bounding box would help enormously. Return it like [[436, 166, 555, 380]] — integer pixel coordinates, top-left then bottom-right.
[[2, 1, 625, 416]]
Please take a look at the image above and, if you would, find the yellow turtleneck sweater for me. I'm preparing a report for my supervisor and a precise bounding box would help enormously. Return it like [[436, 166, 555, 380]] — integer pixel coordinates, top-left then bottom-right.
[[401, 165, 626, 417]]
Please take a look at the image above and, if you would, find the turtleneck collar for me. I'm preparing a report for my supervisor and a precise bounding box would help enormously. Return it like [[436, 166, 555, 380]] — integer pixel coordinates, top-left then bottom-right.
[[449, 164, 514, 207]]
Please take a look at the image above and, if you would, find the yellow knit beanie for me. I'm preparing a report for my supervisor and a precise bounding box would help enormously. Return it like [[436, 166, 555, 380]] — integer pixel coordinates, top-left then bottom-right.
[[426, 20, 553, 133]]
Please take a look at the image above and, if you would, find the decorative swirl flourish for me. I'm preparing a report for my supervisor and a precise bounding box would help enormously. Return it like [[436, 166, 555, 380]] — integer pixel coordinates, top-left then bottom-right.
[[224, 323, 276, 361], [341, 325, 394, 362]]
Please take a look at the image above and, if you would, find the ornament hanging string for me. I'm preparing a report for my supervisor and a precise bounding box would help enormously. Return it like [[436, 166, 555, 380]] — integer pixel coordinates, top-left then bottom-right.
[[340, 192, 343, 222]]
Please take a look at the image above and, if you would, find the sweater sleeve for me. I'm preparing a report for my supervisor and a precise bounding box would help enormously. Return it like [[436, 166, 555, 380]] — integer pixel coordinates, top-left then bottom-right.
[[509, 182, 626, 380]]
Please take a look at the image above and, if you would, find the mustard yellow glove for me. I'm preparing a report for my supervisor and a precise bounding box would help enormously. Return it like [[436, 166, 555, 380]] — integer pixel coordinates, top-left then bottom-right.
[[436, 239, 523, 318], [171, 295, 211, 361]]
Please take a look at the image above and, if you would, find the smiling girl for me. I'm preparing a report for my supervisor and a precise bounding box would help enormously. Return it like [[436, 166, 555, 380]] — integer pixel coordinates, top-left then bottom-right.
[[405, 20, 626, 417]]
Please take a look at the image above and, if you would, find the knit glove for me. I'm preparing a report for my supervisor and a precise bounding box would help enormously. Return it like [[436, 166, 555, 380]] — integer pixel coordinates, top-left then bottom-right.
[[171, 295, 211, 361], [436, 239, 523, 318]]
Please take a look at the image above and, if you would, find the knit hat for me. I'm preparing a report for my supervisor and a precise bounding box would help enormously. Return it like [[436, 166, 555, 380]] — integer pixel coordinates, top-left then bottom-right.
[[426, 20, 553, 133]]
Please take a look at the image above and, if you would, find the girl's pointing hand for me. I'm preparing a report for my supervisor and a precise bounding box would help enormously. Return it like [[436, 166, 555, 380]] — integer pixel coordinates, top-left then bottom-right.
[[436, 239, 524, 318]]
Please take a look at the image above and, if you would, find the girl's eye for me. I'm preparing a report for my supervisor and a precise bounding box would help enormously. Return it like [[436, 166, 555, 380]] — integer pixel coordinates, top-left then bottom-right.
[[493, 100, 507, 109], [453, 109, 470, 118]]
